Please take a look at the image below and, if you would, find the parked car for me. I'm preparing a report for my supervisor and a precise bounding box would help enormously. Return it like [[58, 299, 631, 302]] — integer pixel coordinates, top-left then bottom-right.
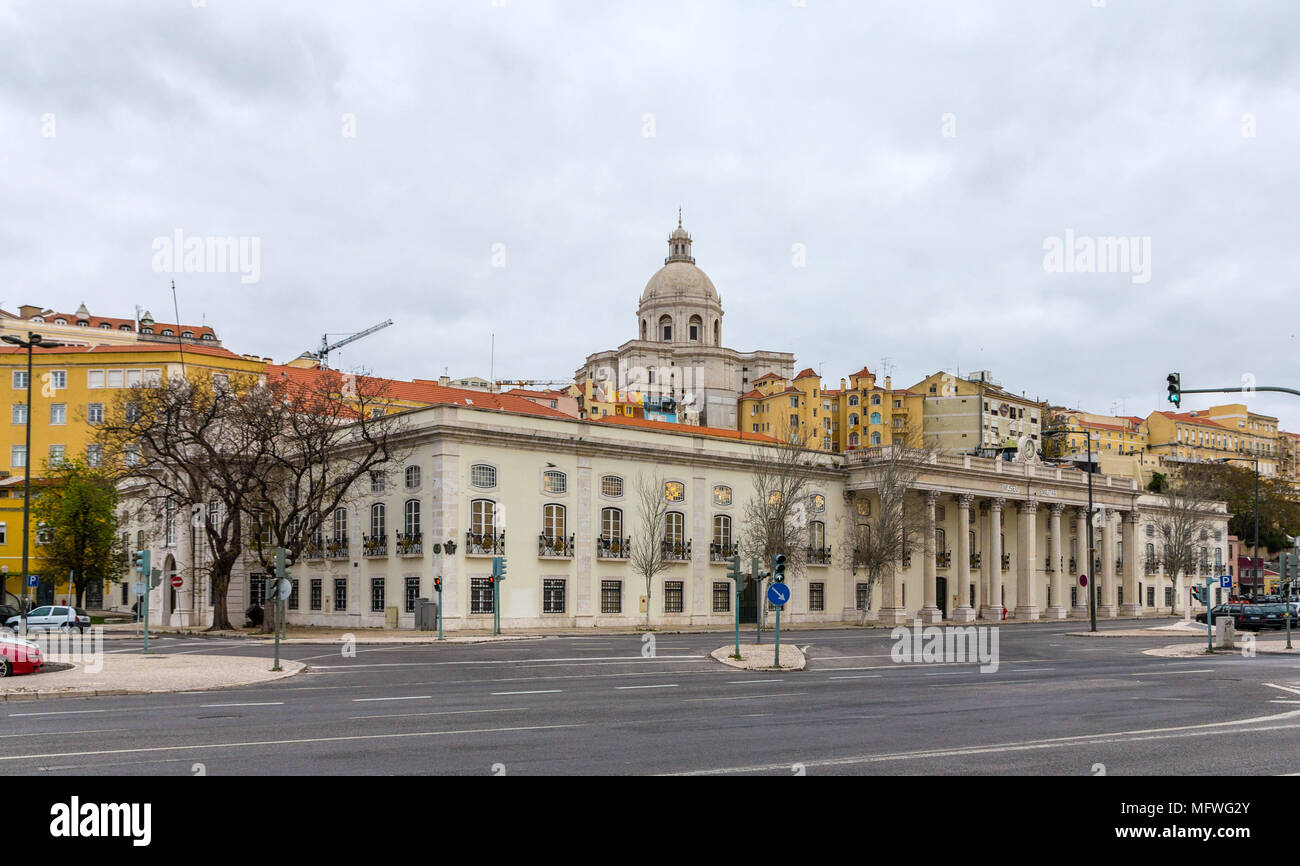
[[0, 604, 20, 625], [3, 605, 90, 634], [1195, 604, 1245, 626], [0, 634, 43, 676], [1237, 603, 1292, 631]]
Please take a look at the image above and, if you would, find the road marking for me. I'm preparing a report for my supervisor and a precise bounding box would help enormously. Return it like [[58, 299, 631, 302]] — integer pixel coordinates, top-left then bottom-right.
[[491, 689, 562, 696], [1129, 669, 1213, 676], [727, 679, 784, 685], [828, 674, 882, 680], [681, 692, 807, 703], [1011, 668, 1056, 672], [616, 684, 679, 690], [310, 655, 702, 669], [664, 707, 1300, 775], [0, 728, 124, 739], [197, 702, 284, 708], [1264, 682, 1300, 697], [7, 709, 107, 718], [0, 724, 589, 763], [351, 696, 432, 703], [349, 707, 528, 720]]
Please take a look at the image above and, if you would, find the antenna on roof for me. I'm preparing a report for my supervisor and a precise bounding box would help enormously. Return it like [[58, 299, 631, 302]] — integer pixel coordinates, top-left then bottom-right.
[[170, 280, 186, 376]]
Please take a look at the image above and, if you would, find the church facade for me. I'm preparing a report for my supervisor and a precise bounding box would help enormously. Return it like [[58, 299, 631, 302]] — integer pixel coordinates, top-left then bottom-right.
[[575, 219, 795, 430]]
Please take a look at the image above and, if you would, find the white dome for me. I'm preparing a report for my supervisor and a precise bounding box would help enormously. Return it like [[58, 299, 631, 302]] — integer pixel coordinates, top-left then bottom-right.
[[641, 260, 719, 304]]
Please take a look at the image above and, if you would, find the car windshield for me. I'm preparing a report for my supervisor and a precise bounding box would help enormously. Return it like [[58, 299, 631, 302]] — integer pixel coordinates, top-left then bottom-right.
[[74, 608, 87, 617]]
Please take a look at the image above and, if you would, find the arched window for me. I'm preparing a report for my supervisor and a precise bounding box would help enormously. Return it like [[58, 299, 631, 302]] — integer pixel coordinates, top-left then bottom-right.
[[713, 514, 732, 553], [809, 520, 825, 550], [136, 529, 145, 549], [470, 464, 497, 489], [870, 412, 882, 424], [849, 413, 859, 427], [471, 499, 496, 536], [689, 315, 702, 341], [870, 432, 882, 445], [664, 481, 685, 502], [936, 527, 947, 555], [404, 500, 421, 537], [1146, 542, 1155, 563], [601, 475, 623, 498], [542, 469, 567, 495], [856, 524, 870, 549], [160, 328, 173, 336], [659, 315, 672, 341], [543, 503, 566, 540], [665, 511, 685, 545], [713, 320, 719, 345], [333, 507, 347, 541], [641, 319, 648, 341], [601, 507, 622, 540], [849, 432, 860, 448], [405, 465, 421, 489], [182, 331, 194, 338], [848, 395, 859, 406], [370, 503, 386, 538], [871, 394, 881, 405]]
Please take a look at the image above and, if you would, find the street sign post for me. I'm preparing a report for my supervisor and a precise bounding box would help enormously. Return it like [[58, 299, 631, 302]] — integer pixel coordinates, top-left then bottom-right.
[[1079, 574, 1087, 587], [24, 574, 37, 588], [171, 575, 183, 589], [1204, 577, 1215, 653], [766, 581, 790, 668]]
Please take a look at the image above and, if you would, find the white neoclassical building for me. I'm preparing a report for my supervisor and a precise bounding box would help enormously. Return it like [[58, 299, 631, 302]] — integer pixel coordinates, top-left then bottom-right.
[[112, 396, 1231, 632], [576, 218, 795, 430]]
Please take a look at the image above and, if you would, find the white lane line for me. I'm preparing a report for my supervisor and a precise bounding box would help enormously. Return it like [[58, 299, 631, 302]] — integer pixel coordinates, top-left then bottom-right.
[[349, 707, 527, 721], [1264, 683, 1300, 696], [491, 689, 562, 696], [0, 724, 589, 763], [616, 684, 679, 690], [727, 679, 784, 685], [1129, 669, 1213, 676], [7, 709, 107, 718], [0, 728, 124, 739], [351, 696, 432, 703], [198, 702, 285, 708], [1011, 668, 1057, 672], [681, 692, 807, 703], [828, 674, 882, 680], [310, 655, 702, 669]]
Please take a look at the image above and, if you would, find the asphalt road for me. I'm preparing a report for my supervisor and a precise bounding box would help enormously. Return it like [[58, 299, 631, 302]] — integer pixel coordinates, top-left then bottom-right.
[[5, 618, 1299, 776]]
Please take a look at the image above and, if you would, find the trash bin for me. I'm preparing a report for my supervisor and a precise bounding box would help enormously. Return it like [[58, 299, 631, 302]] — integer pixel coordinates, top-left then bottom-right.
[[416, 598, 439, 631]]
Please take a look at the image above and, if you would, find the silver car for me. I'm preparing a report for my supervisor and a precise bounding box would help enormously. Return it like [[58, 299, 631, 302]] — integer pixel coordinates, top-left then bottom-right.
[[4, 605, 90, 634]]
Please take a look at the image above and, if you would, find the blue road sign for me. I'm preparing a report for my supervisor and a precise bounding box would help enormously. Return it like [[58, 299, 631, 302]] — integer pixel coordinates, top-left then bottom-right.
[[1219, 575, 1232, 589], [766, 582, 791, 607], [25, 574, 37, 588]]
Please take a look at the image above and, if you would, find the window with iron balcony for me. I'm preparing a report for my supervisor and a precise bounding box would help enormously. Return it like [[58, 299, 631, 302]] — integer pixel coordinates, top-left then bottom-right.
[[396, 530, 423, 556]]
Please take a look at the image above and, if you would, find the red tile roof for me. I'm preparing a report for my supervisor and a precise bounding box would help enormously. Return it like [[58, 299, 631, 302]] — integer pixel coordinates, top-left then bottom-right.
[[595, 415, 778, 443], [848, 366, 872, 380], [1152, 411, 1232, 429], [795, 368, 818, 380], [0, 343, 245, 361], [753, 371, 782, 382], [739, 389, 765, 400]]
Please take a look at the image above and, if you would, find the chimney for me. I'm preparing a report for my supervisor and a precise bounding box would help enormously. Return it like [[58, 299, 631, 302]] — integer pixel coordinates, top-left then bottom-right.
[[840, 378, 846, 391], [438, 375, 450, 387], [19, 305, 42, 319], [885, 376, 892, 390]]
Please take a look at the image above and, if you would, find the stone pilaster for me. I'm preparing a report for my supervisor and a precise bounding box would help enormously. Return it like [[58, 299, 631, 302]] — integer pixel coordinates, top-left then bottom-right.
[[1046, 503, 1067, 619], [1014, 499, 1040, 620], [1120, 509, 1142, 616], [1098, 508, 1118, 617], [980, 497, 1005, 620], [952, 494, 976, 622], [920, 490, 942, 623]]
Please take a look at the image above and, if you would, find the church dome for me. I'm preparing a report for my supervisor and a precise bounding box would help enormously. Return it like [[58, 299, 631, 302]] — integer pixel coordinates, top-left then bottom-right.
[[640, 216, 719, 304]]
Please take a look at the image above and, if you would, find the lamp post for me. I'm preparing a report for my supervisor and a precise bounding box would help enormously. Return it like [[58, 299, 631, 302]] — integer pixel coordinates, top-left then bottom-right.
[[1218, 456, 1260, 600], [1086, 432, 1097, 633], [1, 331, 62, 615]]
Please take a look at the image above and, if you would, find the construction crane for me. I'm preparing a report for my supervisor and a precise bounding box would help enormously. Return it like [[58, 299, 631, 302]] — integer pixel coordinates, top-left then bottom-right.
[[314, 319, 393, 367]]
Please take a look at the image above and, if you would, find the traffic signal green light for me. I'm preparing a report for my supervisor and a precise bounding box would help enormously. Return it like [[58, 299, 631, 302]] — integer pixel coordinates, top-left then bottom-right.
[[1166, 372, 1181, 407], [773, 553, 787, 583], [132, 549, 150, 576], [726, 554, 742, 581]]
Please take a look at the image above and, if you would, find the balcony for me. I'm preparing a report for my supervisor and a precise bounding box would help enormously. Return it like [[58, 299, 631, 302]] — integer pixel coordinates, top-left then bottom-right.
[[305, 536, 326, 560], [970, 552, 982, 568], [1001, 553, 1011, 572], [1044, 555, 1054, 572], [1144, 559, 1158, 575], [1069, 557, 1077, 572], [597, 536, 630, 560], [661, 539, 692, 562], [325, 537, 349, 559], [362, 534, 387, 557], [853, 548, 869, 568], [396, 532, 423, 557], [807, 546, 831, 566], [902, 552, 912, 568], [1115, 559, 1124, 575], [465, 530, 506, 556], [710, 541, 740, 562], [538, 533, 575, 558]]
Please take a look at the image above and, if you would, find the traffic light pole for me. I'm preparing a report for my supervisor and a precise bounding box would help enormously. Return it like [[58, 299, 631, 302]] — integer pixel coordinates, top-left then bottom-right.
[[1087, 435, 1097, 633]]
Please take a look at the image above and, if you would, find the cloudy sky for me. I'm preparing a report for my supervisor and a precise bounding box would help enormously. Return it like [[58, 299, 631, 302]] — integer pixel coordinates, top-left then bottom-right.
[[2, 0, 1297, 428]]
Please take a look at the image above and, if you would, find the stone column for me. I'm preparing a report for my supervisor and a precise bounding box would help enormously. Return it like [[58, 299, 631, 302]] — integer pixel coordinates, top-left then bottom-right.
[[1015, 500, 1040, 620], [977, 500, 990, 615], [1120, 510, 1142, 616], [920, 491, 942, 623], [1098, 508, 1118, 617], [980, 498, 1005, 620], [575, 456, 594, 625], [1071, 507, 1089, 617], [1046, 504, 1067, 619], [953, 494, 976, 622]]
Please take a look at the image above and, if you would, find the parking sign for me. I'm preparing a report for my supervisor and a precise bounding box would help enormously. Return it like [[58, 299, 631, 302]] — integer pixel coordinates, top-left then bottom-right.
[[1219, 575, 1232, 589]]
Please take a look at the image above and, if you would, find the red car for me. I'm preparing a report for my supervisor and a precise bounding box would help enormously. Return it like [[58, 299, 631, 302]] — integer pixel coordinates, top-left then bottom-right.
[[0, 634, 43, 677]]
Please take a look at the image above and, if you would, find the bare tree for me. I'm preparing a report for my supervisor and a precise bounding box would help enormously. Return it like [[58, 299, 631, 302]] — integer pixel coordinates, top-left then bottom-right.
[[629, 472, 669, 630], [1151, 462, 1218, 610], [850, 433, 936, 624], [739, 418, 821, 579]]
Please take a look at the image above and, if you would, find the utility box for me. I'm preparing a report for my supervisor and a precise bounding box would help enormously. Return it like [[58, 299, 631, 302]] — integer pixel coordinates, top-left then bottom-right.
[[385, 606, 399, 629], [416, 598, 438, 631], [1215, 616, 1236, 649]]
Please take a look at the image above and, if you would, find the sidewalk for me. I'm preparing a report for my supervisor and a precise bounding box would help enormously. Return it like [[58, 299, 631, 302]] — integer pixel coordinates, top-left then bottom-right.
[[0, 653, 305, 701]]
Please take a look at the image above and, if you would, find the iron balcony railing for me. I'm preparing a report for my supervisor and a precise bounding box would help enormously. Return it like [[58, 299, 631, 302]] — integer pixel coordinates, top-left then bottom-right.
[[597, 536, 630, 560], [465, 530, 506, 555], [853, 548, 869, 568], [326, 537, 349, 559], [970, 552, 982, 568], [1069, 557, 1077, 572], [662, 539, 692, 562], [1044, 555, 1055, 572], [362, 533, 387, 557], [710, 541, 740, 562], [1144, 558, 1158, 575], [807, 546, 831, 566], [396, 532, 423, 556], [902, 552, 912, 568], [306, 535, 326, 560], [539, 533, 575, 558], [1001, 553, 1011, 572], [1115, 558, 1124, 575], [936, 550, 951, 568]]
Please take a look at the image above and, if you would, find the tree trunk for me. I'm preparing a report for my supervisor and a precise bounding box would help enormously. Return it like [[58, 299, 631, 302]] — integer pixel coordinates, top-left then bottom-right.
[[207, 566, 235, 631]]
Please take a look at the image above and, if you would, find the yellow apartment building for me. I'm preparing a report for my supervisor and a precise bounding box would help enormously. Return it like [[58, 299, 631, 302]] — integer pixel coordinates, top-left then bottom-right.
[[1145, 408, 1280, 477], [909, 370, 1046, 455]]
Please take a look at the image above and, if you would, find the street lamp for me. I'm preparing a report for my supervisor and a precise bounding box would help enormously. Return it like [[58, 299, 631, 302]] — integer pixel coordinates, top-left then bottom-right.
[[1218, 456, 1260, 600], [1, 331, 63, 615], [1086, 433, 1098, 633]]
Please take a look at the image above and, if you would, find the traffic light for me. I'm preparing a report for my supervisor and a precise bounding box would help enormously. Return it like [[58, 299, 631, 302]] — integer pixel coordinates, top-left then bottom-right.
[[773, 553, 787, 583], [726, 554, 742, 582], [486, 574, 496, 588], [434, 577, 442, 594], [1166, 373, 1181, 407], [492, 555, 508, 582], [132, 549, 150, 576], [1191, 585, 1205, 604]]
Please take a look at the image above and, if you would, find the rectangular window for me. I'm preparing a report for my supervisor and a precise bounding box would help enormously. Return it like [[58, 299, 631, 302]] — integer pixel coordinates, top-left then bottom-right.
[[249, 574, 267, 607], [11, 404, 26, 424], [712, 581, 730, 613], [370, 470, 385, 493], [471, 577, 494, 614], [12, 445, 26, 468], [543, 579, 566, 614], [334, 579, 347, 612], [370, 578, 386, 612], [0, 523, 6, 545], [87, 402, 104, 424], [50, 403, 66, 425], [601, 580, 622, 614], [809, 582, 825, 611], [107, 369, 124, 388], [405, 577, 420, 613], [310, 579, 323, 611], [288, 579, 300, 611], [855, 582, 870, 610], [50, 371, 66, 389], [88, 370, 105, 389], [124, 369, 141, 388], [12, 371, 28, 390], [1164, 587, 1174, 608], [665, 581, 684, 613], [143, 368, 162, 386]]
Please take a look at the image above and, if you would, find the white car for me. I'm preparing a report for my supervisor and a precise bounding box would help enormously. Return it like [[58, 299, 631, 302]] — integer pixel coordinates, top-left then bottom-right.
[[4, 605, 90, 634]]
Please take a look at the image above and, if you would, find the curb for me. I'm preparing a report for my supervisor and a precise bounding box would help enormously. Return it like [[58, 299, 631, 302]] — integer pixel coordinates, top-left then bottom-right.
[[708, 644, 807, 672], [0, 661, 306, 702]]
